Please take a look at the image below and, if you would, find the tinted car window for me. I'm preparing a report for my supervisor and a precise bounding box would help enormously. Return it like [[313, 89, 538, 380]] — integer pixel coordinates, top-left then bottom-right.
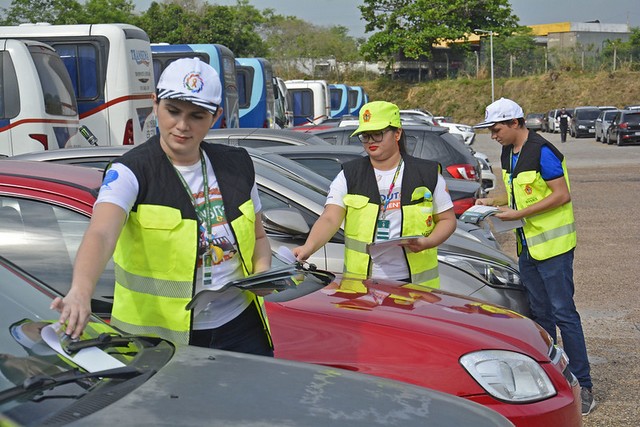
[[292, 158, 343, 180], [576, 109, 600, 120], [604, 110, 618, 120], [624, 112, 640, 124], [0, 196, 114, 313]]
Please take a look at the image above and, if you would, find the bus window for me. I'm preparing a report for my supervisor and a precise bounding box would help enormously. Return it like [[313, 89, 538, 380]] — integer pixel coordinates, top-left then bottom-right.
[[32, 49, 77, 116], [0, 51, 20, 119]]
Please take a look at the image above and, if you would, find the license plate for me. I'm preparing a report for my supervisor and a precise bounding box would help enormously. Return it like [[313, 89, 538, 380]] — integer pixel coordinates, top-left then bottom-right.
[[635, 132, 640, 136], [589, 129, 595, 133]]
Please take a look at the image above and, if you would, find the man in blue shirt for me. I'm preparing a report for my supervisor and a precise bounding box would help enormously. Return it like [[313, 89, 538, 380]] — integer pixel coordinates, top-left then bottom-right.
[[474, 98, 595, 416]]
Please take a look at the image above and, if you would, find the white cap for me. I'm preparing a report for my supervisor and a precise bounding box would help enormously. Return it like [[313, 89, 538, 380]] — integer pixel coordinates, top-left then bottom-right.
[[474, 97, 524, 129], [156, 58, 222, 115]]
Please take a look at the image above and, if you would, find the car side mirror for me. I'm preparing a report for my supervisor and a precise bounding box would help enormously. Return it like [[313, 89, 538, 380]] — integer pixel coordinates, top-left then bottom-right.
[[262, 208, 310, 237]]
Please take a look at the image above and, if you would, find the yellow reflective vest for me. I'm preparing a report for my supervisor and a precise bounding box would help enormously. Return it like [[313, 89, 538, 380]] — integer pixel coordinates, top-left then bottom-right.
[[341, 155, 440, 288], [110, 136, 269, 346], [501, 131, 577, 261]]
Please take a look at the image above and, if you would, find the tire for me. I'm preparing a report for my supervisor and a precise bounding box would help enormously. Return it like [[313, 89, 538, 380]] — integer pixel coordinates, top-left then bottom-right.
[[617, 134, 623, 146]]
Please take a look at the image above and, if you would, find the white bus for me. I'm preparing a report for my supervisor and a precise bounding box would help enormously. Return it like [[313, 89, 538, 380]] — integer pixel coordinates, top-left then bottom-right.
[[0, 39, 85, 156], [284, 79, 331, 126], [0, 23, 157, 146]]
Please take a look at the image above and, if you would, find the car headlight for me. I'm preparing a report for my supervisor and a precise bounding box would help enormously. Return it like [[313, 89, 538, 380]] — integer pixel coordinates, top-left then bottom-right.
[[439, 254, 522, 289], [456, 125, 472, 132], [578, 125, 586, 129], [460, 350, 556, 403]]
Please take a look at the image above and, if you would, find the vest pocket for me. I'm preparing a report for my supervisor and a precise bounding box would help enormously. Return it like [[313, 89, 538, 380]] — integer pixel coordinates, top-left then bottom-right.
[[343, 195, 377, 238], [123, 205, 187, 275], [403, 202, 435, 236]]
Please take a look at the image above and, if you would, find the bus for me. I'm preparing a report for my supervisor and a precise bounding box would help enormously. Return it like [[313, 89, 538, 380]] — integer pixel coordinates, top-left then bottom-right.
[[329, 83, 350, 118], [348, 85, 369, 116], [0, 39, 85, 156], [150, 43, 240, 129], [0, 23, 157, 147], [285, 80, 331, 126], [235, 57, 275, 128], [273, 76, 293, 128]]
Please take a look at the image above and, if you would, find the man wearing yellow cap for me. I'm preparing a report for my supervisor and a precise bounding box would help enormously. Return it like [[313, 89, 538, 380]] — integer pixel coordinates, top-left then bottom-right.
[[293, 101, 456, 288]]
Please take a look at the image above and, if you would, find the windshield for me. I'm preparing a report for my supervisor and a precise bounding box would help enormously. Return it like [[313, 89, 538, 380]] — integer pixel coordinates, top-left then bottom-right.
[[576, 109, 600, 120], [0, 257, 173, 422]]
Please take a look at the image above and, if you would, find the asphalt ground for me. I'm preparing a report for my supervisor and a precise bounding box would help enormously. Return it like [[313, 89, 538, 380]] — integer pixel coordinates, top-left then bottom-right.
[[472, 130, 640, 426]]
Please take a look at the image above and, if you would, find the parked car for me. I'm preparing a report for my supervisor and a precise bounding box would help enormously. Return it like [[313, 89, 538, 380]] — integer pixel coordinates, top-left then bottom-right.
[[1, 156, 525, 314], [595, 109, 621, 142], [0, 162, 582, 425], [0, 257, 516, 427], [569, 106, 600, 138], [525, 113, 544, 131], [544, 109, 558, 133], [606, 109, 640, 146], [205, 128, 330, 147], [301, 124, 481, 185], [255, 144, 484, 214]]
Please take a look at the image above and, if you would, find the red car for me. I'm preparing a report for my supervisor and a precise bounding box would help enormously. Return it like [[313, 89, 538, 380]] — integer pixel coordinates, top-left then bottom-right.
[[0, 160, 581, 426]]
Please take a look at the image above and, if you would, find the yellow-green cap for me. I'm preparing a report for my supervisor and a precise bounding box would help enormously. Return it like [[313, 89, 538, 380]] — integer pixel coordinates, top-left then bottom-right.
[[351, 101, 401, 136]]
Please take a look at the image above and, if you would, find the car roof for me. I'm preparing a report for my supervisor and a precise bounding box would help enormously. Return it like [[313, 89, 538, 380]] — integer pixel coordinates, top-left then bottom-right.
[[0, 159, 103, 190], [206, 128, 331, 146]]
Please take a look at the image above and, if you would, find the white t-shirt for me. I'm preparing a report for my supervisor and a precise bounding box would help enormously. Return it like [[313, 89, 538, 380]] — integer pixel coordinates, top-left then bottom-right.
[[96, 156, 262, 330], [326, 162, 453, 280]]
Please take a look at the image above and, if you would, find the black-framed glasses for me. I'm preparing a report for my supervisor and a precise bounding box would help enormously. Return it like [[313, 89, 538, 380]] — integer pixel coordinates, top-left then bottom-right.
[[358, 128, 390, 143]]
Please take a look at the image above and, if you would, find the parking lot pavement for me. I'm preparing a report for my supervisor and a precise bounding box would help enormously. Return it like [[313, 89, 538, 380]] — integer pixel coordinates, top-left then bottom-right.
[[474, 131, 640, 426]]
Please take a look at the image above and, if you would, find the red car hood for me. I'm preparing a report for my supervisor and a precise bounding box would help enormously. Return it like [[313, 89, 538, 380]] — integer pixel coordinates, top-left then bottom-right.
[[266, 275, 555, 400]]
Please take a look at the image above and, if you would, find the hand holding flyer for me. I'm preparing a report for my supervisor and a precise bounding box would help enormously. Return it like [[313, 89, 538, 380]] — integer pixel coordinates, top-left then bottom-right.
[[459, 205, 524, 233]]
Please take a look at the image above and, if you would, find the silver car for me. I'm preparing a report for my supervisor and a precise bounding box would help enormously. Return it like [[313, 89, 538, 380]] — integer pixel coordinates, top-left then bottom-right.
[[595, 109, 620, 143]]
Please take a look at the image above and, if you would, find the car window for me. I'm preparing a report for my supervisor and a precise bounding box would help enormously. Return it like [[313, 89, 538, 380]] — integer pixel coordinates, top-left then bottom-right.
[[623, 112, 640, 124], [290, 158, 343, 180], [0, 196, 115, 312], [604, 111, 618, 120], [576, 109, 600, 120]]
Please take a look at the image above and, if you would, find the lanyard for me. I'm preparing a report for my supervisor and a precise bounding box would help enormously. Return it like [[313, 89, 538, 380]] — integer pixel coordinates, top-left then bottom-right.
[[379, 159, 403, 220], [172, 150, 214, 250]]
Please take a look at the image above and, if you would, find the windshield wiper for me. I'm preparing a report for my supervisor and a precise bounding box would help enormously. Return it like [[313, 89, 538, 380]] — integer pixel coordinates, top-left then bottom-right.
[[62, 333, 136, 354], [0, 366, 151, 403]]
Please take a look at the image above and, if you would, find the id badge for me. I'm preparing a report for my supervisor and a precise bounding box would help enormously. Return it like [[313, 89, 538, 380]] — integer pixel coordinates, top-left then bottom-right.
[[376, 219, 390, 240], [202, 253, 213, 287]]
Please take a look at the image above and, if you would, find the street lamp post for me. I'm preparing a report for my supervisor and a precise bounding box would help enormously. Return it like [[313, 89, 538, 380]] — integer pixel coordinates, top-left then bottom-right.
[[475, 29, 494, 102]]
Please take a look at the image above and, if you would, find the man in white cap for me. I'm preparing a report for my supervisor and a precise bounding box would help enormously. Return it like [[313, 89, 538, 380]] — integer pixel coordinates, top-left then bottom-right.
[[474, 97, 595, 416], [51, 58, 274, 356]]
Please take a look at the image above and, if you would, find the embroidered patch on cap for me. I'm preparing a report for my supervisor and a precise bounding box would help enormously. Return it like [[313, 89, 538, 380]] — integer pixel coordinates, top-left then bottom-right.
[[184, 72, 204, 94], [363, 110, 371, 122]]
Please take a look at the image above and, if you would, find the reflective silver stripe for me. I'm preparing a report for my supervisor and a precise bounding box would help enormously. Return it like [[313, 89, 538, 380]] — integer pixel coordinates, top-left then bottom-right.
[[344, 236, 368, 254], [115, 265, 193, 298], [412, 266, 439, 284], [110, 318, 190, 345], [527, 223, 576, 247]]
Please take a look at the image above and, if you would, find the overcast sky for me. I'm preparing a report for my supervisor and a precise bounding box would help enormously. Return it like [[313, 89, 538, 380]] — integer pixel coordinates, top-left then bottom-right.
[[1, 0, 639, 38]]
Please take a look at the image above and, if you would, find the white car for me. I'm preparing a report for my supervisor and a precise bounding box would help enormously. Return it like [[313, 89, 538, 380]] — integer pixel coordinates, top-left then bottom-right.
[[434, 119, 476, 145], [475, 154, 496, 193]]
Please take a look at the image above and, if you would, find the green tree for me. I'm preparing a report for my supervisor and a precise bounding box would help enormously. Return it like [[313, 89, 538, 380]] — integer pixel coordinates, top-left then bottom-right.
[[489, 27, 541, 77], [134, 1, 202, 44], [135, 0, 266, 56], [262, 11, 361, 78], [198, 0, 266, 56], [359, 0, 519, 76], [1, 0, 84, 24], [81, 0, 136, 24]]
